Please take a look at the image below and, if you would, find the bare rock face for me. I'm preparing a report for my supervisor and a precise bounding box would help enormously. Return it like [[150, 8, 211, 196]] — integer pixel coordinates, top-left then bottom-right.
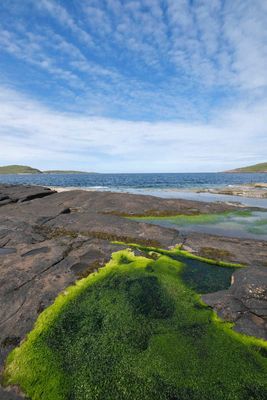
[[183, 232, 267, 267], [0, 386, 23, 400], [198, 184, 267, 198], [0, 184, 55, 206], [202, 266, 267, 340], [0, 184, 266, 399]]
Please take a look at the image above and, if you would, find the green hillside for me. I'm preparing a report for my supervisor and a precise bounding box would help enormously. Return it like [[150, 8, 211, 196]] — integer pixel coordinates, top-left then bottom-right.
[[0, 165, 95, 174], [227, 162, 267, 173], [0, 165, 41, 174]]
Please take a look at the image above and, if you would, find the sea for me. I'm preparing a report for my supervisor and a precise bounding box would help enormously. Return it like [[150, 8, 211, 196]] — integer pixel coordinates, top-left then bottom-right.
[[1, 172, 267, 208]]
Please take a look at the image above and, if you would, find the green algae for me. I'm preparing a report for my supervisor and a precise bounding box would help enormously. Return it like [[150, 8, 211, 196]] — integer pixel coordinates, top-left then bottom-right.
[[113, 243, 240, 293], [3, 250, 267, 400], [113, 242, 244, 268]]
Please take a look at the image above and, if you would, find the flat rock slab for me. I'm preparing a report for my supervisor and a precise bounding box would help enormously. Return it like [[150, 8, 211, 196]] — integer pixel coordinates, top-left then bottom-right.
[[0, 387, 24, 400], [183, 232, 267, 267], [0, 184, 55, 206], [198, 185, 267, 198], [18, 188, 241, 215], [44, 210, 181, 248], [202, 266, 267, 340]]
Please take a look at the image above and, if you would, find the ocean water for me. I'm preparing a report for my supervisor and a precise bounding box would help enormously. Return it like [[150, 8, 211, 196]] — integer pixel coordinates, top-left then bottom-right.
[[1, 172, 267, 208], [1, 172, 267, 189]]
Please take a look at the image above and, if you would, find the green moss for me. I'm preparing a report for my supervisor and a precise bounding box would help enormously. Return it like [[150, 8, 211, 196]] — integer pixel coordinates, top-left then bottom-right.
[[175, 248, 244, 267], [3, 250, 266, 400], [113, 243, 240, 293], [113, 242, 244, 268]]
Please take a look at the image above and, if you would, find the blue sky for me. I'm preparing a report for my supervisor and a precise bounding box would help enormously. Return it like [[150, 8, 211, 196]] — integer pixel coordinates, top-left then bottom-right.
[[0, 0, 266, 172]]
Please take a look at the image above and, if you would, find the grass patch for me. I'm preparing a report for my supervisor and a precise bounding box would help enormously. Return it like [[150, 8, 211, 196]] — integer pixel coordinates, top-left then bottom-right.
[[3, 250, 267, 400]]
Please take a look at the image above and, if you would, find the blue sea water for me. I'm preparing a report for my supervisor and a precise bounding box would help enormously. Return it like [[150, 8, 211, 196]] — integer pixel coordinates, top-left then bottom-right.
[[1, 172, 267, 189], [1, 172, 267, 208]]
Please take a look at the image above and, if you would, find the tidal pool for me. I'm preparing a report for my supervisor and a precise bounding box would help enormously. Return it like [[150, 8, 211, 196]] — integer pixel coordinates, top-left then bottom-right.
[[133, 211, 267, 240]]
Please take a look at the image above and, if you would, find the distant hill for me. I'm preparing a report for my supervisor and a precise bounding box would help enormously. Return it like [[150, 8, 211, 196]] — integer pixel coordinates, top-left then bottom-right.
[[226, 162, 267, 173], [0, 165, 41, 174], [0, 165, 95, 174]]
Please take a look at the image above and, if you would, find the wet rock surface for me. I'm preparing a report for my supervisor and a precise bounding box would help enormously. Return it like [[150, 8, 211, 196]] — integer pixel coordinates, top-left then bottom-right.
[[0, 184, 266, 398], [198, 183, 267, 198], [0, 184, 55, 206], [202, 266, 267, 340]]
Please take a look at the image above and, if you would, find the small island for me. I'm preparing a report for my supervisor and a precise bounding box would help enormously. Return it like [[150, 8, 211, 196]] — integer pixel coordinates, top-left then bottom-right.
[[0, 165, 41, 174], [0, 165, 96, 174], [225, 162, 267, 173]]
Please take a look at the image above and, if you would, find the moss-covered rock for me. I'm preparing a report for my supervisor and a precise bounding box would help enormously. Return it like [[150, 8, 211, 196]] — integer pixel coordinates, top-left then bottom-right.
[[3, 250, 267, 400]]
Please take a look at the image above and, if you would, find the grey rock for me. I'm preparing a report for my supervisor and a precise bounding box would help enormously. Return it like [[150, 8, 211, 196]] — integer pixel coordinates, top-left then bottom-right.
[[202, 266, 267, 340], [0, 184, 266, 398], [0, 184, 55, 205]]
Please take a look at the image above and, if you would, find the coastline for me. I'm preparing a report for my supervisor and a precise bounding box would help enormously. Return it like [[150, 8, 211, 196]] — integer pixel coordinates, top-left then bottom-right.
[[47, 185, 267, 209], [0, 184, 266, 399], [196, 182, 267, 198]]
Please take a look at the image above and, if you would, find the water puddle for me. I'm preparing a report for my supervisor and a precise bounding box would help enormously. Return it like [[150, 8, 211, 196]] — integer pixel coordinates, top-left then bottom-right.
[[133, 211, 267, 240], [173, 254, 235, 294], [21, 247, 50, 257], [0, 247, 16, 255]]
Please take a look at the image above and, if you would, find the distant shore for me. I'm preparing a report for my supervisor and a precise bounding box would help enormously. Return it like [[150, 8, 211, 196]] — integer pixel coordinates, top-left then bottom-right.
[[196, 183, 267, 199], [1, 172, 267, 208]]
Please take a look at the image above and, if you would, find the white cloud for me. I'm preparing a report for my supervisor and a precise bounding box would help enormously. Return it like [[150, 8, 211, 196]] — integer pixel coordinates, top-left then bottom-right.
[[37, 0, 93, 46], [78, 0, 267, 91], [0, 28, 85, 89], [0, 0, 266, 173], [1, 0, 267, 118], [2, 0, 267, 93], [0, 86, 266, 172]]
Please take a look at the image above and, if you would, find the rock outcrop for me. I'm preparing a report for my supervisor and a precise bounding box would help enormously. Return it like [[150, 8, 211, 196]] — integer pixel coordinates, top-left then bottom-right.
[[0, 184, 55, 206], [0, 184, 266, 399], [203, 266, 267, 340], [197, 183, 267, 198]]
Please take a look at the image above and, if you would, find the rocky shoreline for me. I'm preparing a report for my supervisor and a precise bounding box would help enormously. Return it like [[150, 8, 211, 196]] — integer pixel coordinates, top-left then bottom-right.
[[197, 182, 267, 198], [0, 184, 266, 399]]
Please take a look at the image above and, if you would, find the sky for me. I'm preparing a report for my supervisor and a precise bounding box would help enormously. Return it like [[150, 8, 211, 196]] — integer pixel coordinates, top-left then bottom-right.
[[0, 0, 266, 173]]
